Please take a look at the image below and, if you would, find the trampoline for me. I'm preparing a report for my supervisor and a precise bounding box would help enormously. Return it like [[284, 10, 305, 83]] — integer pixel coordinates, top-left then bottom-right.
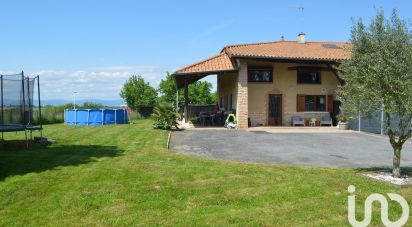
[[0, 71, 43, 146], [64, 109, 129, 126]]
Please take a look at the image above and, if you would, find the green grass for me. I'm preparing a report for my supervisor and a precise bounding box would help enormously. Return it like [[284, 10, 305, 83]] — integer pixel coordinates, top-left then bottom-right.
[[0, 120, 411, 226]]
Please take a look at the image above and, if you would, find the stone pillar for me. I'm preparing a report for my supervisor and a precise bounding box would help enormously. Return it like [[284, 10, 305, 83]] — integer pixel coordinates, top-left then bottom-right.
[[236, 61, 248, 128]]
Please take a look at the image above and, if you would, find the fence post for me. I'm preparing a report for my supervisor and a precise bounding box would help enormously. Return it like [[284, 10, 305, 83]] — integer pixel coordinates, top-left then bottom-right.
[[380, 102, 384, 135]]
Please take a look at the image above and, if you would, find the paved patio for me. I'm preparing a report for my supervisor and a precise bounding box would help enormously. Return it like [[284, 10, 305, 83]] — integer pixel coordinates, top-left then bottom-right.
[[169, 129, 412, 168]]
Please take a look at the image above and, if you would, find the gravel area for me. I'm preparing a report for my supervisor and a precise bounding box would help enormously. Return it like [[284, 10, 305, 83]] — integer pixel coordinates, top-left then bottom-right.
[[363, 172, 412, 187]]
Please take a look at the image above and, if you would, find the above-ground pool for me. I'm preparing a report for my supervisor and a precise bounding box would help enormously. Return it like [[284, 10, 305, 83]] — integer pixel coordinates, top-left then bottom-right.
[[64, 109, 129, 126]]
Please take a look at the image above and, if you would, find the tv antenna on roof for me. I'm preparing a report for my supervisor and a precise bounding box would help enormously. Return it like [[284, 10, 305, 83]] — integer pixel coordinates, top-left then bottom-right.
[[291, 5, 305, 32], [297, 6, 304, 33]]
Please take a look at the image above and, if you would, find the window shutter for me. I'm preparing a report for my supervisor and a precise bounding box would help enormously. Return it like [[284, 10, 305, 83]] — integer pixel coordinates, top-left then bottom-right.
[[327, 95, 333, 112], [297, 95, 305, 112]]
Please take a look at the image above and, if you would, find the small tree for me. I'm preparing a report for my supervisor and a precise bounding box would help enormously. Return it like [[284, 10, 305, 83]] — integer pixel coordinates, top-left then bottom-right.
[[157, 72, 179, 104], [152, 102, 180, 130], [120, 75, 157, 110], [157, 72, 217, 105], [338, 10, 412, 177]]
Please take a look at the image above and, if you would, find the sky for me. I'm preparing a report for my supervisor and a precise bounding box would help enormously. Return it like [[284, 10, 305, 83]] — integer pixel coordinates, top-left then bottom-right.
[[0, 0, 411, 103]]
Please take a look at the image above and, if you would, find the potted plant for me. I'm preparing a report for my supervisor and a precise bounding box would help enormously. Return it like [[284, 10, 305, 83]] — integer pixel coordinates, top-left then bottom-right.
[[337, 114, 348, 130]]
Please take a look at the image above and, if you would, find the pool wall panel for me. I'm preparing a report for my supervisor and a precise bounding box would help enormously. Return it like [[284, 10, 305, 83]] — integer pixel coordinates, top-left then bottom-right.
[[64, 109, 128, 126]]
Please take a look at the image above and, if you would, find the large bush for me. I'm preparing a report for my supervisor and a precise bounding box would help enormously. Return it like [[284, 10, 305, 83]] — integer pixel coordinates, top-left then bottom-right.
[[120, 75, 157, 111], [151, 102, 180, 130]]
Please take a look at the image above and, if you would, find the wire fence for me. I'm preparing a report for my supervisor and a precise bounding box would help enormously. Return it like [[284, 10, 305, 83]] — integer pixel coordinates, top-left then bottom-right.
[[348, 111, 384, 134], [33, 107, 64, 125], [348, 108, 401, 135], [28, 104, 217, 125]]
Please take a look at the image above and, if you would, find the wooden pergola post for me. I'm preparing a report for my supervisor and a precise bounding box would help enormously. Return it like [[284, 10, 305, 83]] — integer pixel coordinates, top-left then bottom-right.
[[184, 78, 188, 123]]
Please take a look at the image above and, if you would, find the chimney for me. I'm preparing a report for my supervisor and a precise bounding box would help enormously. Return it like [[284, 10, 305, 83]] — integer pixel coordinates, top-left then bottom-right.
[[280, 35, 285, 41], [297, 32, 306, 44]]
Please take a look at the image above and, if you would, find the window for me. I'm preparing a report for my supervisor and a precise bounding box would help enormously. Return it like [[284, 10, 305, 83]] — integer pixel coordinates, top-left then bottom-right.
[[297, 95, 333, 112], [248, 67, 273, 82], [297, 70, 321, 84]]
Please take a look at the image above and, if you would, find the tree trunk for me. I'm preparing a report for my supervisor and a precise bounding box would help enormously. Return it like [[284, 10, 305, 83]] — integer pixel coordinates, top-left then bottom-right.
[[392, 146, 401, 178]]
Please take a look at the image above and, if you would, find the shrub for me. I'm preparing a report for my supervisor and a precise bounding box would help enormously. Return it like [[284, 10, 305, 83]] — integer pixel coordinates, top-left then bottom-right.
[[337, 114, 348, 123], [151, 102, 180, 130]]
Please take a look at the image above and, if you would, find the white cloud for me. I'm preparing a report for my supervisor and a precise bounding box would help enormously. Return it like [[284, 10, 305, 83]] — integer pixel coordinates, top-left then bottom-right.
[[1, 65, 218, 102], [25, 65, 169, 101]]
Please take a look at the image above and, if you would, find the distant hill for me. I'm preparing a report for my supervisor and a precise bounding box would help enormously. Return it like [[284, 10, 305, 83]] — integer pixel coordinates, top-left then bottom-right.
[[42, 99, 126, 107]]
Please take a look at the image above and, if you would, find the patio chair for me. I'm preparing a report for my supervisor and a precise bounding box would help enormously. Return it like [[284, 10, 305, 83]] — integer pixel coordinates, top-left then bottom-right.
[[309, 118, 317, 127], [292, 116, 305, 126], [320, 115, 333, 126], [199, 112, 209, 126]]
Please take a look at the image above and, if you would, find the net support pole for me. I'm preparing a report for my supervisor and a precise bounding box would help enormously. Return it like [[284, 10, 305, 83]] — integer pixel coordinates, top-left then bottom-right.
[[1, 75, 3, 140], [25, 130, 28, 149], [21, 71, 26, 126], [21, 71, 29, 147], [37, 76, 42, 138], [27, 77, 31, 126], [26, 78, 33, 141]]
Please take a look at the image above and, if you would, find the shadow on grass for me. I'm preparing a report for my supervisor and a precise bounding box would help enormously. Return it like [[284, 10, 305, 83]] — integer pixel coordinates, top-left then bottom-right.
[[355, 167, 412, 175], [0, 140, 122, 181]]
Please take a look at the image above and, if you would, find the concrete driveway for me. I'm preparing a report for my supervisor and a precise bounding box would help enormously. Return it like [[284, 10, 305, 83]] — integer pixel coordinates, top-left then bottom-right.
[[169, 129, 412, 168]]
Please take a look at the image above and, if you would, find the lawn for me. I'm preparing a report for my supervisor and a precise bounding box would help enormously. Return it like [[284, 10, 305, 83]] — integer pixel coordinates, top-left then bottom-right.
[[0, 120, 411, 226]]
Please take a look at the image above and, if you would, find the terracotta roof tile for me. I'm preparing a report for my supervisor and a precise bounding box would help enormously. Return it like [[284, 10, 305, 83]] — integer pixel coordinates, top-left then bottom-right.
[[174, 41, 350, 75], [224, 41, 350, 61], [174, 52, 236, 75]]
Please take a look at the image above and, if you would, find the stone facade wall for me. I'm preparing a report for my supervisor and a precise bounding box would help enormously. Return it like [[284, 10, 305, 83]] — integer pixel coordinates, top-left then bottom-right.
[[216, 61, 340, 128], [249, 112, 266, 126], [236, 61, 248, 128], [247, 61, 339, 126]]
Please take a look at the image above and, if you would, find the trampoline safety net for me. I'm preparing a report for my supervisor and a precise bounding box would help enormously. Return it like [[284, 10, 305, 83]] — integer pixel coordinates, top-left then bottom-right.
[[0, 71, 42, 132]]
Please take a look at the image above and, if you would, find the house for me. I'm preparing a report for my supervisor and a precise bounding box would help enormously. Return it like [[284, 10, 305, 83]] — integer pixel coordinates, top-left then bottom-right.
[[173, 33, 350, 128]]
